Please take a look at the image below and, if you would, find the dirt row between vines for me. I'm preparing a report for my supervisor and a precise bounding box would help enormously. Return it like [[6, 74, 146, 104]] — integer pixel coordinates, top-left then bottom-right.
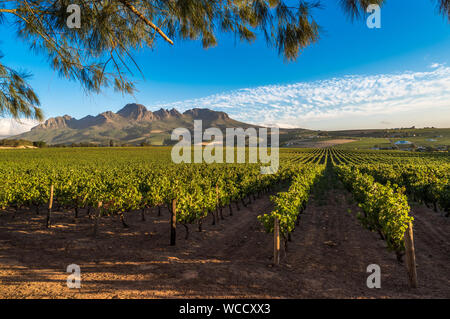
[[0, 186, 449, 298]]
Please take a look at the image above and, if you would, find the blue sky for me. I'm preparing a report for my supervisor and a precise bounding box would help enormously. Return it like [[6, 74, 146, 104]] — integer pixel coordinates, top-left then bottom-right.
[[1, 0, 450, 134]]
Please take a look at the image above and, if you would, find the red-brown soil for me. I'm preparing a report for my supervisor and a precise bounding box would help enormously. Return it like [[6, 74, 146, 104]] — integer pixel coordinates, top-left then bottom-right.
[[0, 186, 449, 298]]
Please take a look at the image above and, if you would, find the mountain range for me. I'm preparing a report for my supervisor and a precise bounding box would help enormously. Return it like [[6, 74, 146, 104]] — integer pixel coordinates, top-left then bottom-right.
[[13, 104, 264, 145]]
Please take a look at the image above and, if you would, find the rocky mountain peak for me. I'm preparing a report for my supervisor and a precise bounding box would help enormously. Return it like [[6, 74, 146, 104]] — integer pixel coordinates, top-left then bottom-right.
[[153, 108, 182, 120], [32, 115, 73, 130], [183, 108, 230, 121], [26, 104, 239, 144]]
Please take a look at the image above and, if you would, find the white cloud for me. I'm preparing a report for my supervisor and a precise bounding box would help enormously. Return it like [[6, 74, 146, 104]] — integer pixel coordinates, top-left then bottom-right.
[[152, 65, 450, 130], [0, 119, 40, 138], [430, 62, 443, 69]]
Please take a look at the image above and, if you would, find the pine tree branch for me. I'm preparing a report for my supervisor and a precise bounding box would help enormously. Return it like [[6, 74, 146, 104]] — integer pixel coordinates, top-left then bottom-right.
[[116, 0, 174, 45]]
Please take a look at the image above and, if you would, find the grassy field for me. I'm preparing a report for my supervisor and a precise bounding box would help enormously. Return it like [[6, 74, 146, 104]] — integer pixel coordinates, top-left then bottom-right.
[[333, 133, 449, 150], [280, 128, 450, 150], [333, 138, 392, 150], [390, 136, 450, 147]]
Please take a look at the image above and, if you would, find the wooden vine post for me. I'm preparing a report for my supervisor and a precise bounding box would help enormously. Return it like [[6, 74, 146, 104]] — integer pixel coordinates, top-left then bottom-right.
[[170, 199, 177, 246], [273, 216, 280, 266], [215, 184, 220, 223], [404, 221, 418, 288], [93, 201, 102, 237], [45, 184, 54, 228]]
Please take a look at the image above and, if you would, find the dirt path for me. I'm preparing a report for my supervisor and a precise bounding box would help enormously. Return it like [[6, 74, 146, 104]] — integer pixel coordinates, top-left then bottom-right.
[[0, 193, 280, 298], [282, 188, 450, 298], [0, 182, 449, 298]]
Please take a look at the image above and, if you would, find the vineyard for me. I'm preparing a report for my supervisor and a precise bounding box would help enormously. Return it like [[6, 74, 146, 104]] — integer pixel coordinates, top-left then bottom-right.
[[0, 147, 448, 298]]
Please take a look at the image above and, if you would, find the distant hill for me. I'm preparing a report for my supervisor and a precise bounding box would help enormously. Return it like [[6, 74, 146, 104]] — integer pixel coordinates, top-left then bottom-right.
[[13, 104, 262, 145]]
